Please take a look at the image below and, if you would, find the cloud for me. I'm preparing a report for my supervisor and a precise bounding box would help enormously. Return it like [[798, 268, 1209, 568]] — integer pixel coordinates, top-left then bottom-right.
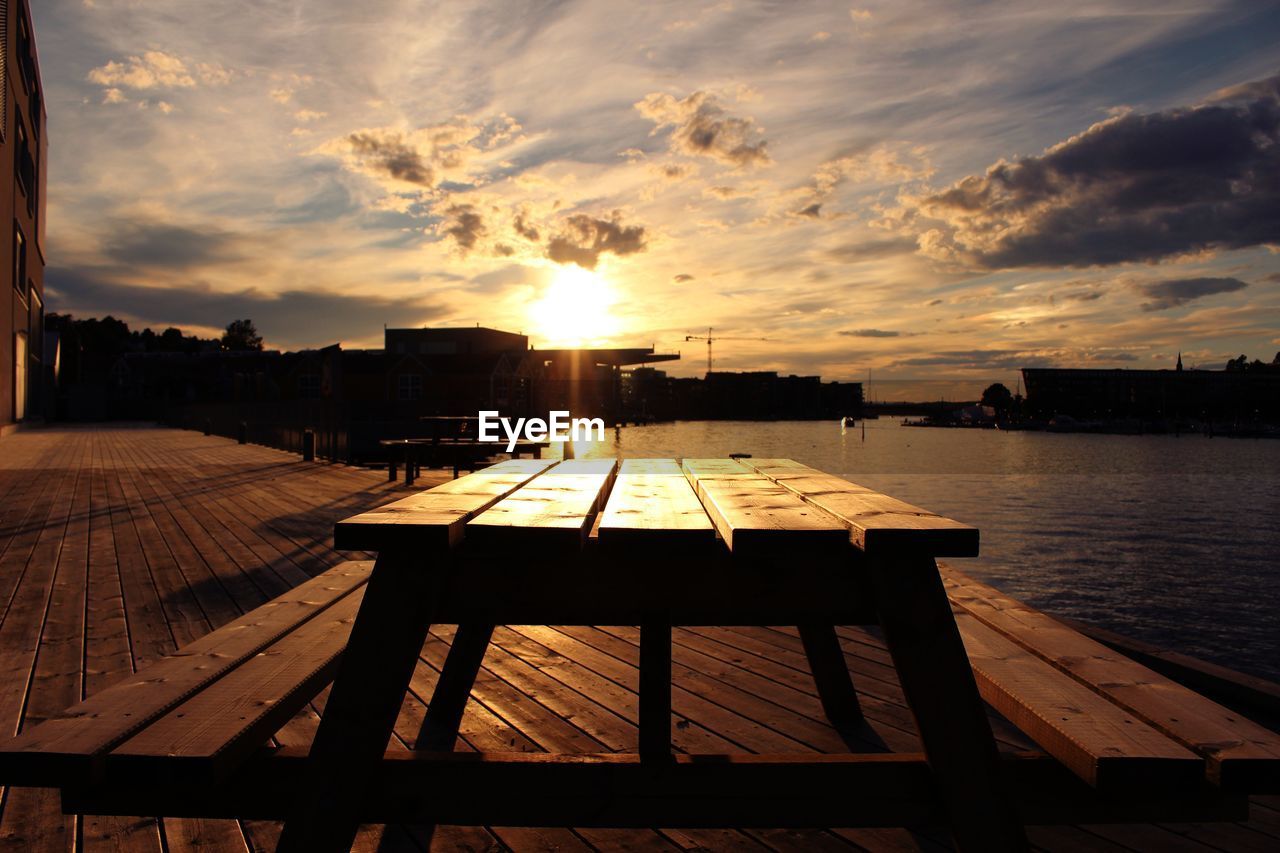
[[45, 266, 448, 349], [347, 131, 434, 186], [795, 203, 822, 218], [513, 212, 541, 242], [1136, 276, 1248, 311], [102, 222, 245, 269], [546, 213, 648, 269], [906, 73, 1280, 269], [335, 114, 524, 191], [653, 162, 697, 181], [840, 328, 901, 338], [673, 273, 695, 283], [442, 204, 486, 251], [87, 51, 198, 89], [635, 91, 770, 169]]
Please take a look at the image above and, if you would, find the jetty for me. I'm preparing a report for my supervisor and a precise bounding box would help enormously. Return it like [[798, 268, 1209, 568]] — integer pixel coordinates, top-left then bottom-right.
[[0, 425, 1277, 851]]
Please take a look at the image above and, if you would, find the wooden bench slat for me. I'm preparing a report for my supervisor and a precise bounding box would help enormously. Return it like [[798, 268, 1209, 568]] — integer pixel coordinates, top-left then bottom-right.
[[466, 458, 617, 550], [943, 565, 1280, 791], [0, 561, 374, 785], [743, 459, 978, 557], [680, 459, 848, 556], [598, 459, 714, 548], [335, 458, 558, 550], [110, 589, 365, 780], [955, 612, 1203, 792]]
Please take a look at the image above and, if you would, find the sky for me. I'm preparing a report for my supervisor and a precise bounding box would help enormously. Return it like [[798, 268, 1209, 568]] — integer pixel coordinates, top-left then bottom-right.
[[29, 0, 1280, 399]]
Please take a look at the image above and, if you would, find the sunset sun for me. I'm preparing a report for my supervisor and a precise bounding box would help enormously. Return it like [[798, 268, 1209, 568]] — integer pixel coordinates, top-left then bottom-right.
[[529, 265, 620, 347]]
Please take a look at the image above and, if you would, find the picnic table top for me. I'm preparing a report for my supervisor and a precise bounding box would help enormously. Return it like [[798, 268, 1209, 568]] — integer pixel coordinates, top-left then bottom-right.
[[335, 456, 979, 557]]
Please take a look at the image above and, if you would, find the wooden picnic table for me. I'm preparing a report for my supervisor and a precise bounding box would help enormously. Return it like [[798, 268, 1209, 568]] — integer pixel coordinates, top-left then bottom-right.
[[279, 456, 1024, 851], [5, 456, 1277, 852]]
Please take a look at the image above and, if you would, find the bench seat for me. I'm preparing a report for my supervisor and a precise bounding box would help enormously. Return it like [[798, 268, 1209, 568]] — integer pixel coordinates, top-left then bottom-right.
[[943, 564, 1280, 793], [0, 561, 372, 787]]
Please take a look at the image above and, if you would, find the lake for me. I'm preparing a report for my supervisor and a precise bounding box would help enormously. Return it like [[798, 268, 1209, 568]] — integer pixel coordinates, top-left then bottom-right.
[[572, 419, 1280, 681]]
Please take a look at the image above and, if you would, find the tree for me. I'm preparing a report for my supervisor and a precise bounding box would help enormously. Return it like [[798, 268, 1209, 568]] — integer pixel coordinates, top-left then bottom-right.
[[221, 319, 264, 352], [981, 382, 1014, 414]]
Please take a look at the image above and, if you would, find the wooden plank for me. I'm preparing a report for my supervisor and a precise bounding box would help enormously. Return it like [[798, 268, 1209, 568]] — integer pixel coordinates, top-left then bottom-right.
[[598, 459, 714, 549], [466, 458, 616, 551], [335, 458, 557, 550], [943, 565, 1280, 792], [955, 612, 1204, 792], [0, 562, 373, 786], [681, 458, 847, 556], [744, 459, 979, 557], [109, 588, 365, 780]]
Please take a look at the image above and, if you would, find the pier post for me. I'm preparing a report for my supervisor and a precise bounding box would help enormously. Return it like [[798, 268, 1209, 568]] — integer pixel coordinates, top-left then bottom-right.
[[302, 429, 315, 462], [238, 421, 247, 445], [203, 418, 211, 437]]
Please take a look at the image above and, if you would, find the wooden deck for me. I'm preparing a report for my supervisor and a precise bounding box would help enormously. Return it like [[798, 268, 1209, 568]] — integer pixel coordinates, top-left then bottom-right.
[[0, 424, 1277, 852]]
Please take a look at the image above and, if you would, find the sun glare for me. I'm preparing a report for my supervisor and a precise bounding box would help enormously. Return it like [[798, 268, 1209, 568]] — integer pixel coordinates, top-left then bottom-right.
[[529, 265, 620, 346]]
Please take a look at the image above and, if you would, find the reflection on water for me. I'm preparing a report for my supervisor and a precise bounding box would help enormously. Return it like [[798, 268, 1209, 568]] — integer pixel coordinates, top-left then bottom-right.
[[575, 419, 1280, 681]]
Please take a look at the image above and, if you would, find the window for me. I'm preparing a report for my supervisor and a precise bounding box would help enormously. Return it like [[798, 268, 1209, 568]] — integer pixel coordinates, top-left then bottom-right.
[[13, 332, 27, 421], [397, 373, 423, 401], [14, 116, 34, 214], [13, 223, 26, 301], [17, 8, 36, 97]]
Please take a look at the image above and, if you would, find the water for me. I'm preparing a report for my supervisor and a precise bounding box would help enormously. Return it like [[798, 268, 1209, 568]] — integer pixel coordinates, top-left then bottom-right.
[[574, 419, 1280, 681]]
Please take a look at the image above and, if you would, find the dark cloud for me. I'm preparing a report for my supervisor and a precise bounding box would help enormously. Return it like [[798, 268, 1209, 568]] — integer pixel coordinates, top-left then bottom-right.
[[657, 163, 695, 180], [1262, 272, 1280, 283], [894, 349, 1050, 369], [44, 265, 448, 349], [926, 298, 944, 306], [348, 131, 434, 186], [826, 237, 918, 263], [443, 203, 486, 250], [840, 328, 900, 338], [795, 203, 822, 218], [546, 213, 647, 269], [636, 91, 770, 169], [103, 223, 244, 269], [1063, 289, 1103, 302], [673, 273, 695, 283], [1136, 276, 1248, 311], [910, 73, 1280, 269], [513, 212, 540, 242]]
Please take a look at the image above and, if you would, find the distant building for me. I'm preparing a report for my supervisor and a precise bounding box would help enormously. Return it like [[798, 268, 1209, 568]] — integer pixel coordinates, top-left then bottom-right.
[[1, 0, 46, 432], [1022, 366, 1280, 423], [623, 367, 862, 421]]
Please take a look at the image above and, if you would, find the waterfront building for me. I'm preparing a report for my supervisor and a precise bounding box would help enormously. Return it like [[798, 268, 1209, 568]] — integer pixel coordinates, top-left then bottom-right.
[[1022, 364, 1280, 423], [1, 0, 45, 432]]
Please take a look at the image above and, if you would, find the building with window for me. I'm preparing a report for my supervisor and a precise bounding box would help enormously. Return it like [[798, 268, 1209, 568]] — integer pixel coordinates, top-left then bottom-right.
[[1, 0, 46, 432]]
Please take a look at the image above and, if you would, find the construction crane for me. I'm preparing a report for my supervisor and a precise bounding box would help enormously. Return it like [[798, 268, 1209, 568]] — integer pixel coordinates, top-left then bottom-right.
[[684, 328, 770, 374]]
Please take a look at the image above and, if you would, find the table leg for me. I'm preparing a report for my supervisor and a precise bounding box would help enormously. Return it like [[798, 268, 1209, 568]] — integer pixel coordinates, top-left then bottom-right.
[[415, 623, 494, 751], [277, 551, 438, 853], [869, 554, 1026, 852], [639, 622, 672, 758], [797, 623, 864, 734], [405, 445, 416, 486]]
